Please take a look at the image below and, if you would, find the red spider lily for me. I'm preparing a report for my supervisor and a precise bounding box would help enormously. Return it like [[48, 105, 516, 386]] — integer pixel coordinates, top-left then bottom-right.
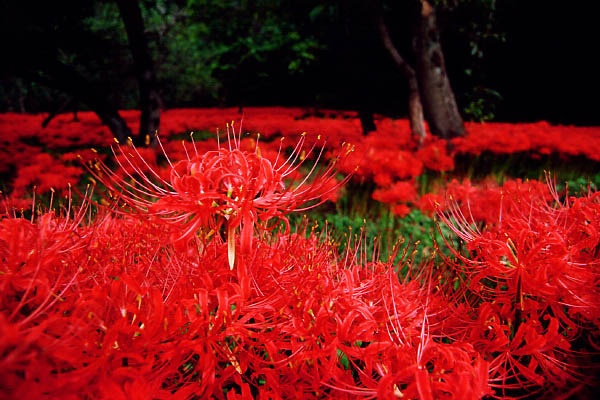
[[416, 192, 445, 216], [0, 189, 95, 398], [372, 180, 418, 205], [372, 180, 418, 216], [0, 187, 91, 321], [4, 109, 600, 398], [437, 176, 600, 397], [88, 123, 352, 269], [10, 152, 85, 198], [321, 261, 491, 400], [416, 137, 455, 172]]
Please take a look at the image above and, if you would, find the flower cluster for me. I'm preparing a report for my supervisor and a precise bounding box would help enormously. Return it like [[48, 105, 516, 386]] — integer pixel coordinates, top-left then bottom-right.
[[0, 213, 490, 398], [87, 124, 351, 270], [2, 109, 600, 398], [1, 159, 492, 399], [2, 108, 599, 216], [437, 176, 600, 397]]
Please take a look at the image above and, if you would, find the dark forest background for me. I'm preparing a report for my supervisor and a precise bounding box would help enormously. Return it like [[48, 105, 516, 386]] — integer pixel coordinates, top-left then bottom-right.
[[1, 0, 598, 126]]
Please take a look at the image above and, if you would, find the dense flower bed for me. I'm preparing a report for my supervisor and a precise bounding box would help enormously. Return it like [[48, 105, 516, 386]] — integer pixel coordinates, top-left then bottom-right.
[[2, 108, 600, 213], [1, 109, 599, 398]]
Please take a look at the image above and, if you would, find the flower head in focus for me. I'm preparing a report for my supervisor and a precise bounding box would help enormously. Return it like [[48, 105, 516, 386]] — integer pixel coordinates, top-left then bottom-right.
[[88, 122, 352, 269]]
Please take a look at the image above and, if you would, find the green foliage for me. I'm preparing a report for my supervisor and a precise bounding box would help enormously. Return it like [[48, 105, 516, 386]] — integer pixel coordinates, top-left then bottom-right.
[[294, 186, 457, 269], [84, 2, 124, 36], [0, 0, 569, 125], [139, 0, 323, 105], [2, 0, 324, 111], [463, 86, 502, 122], [555, 172, 600, 196]]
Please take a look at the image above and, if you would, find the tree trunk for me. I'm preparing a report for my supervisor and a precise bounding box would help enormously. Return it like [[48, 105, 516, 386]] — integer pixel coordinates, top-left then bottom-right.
[[116, 0, 161, 147], [358, 109, 377, 135], [373, 1, 426, 142], [412, 0, 465, 139]]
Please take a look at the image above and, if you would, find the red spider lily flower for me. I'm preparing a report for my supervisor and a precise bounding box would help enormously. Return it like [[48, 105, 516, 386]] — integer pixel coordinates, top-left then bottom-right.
[[322, 262, 491, 400], [10, 152, 85, 199], [416, 192, 445, 216], [372, 180, 418, 216], [437, 176, 600, 397], [0, 189, 95, 397], [372, 180, 418, 205], [416, 138, 455, 172], [88, 123, 352, 269]]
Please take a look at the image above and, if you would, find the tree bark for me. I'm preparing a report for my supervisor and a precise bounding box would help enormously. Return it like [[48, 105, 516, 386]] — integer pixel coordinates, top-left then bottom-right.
[[373, 1, 426, 142], [358, 109, 377, 135], [116, 0, 161, 147], [412, 0, 465, 139]]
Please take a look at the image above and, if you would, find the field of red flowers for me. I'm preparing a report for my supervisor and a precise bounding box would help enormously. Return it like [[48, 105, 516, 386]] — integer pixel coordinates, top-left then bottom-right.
[[1, 108, 599, 399]]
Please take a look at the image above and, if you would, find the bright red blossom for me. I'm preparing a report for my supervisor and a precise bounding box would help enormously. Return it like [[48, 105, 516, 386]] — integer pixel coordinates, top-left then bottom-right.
[[437, 177, 600, 397], [89, 126, 351, 269], [2, 110, 600, 399]]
